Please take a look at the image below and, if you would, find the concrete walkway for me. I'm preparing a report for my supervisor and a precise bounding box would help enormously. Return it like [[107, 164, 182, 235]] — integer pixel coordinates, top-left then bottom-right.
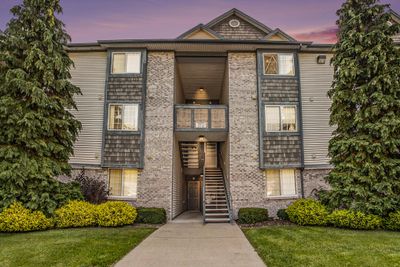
[[115, 211, 265, 267]]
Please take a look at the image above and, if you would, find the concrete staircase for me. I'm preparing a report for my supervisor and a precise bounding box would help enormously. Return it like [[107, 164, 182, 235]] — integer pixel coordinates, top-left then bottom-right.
[[204, 168, 230, 223]]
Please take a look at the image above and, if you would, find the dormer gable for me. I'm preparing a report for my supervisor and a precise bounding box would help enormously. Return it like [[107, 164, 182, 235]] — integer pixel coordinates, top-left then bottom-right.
[[264, 28, 297, 42], [177, 24, 222, 40]]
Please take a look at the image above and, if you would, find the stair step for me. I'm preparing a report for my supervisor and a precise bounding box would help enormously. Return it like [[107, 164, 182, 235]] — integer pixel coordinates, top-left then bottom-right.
[[204, 218, 230, 223], [205, 208, 228, 212]]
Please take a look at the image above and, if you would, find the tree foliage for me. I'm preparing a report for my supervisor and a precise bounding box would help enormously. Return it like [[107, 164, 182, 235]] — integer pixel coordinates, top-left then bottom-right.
[[0, 0, 82, 214], [326, 0, 400, 216]]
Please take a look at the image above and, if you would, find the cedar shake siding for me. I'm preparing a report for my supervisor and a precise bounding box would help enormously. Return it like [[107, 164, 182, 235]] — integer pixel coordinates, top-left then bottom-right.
[[257, 51, 302, 168], [209, 15, 266, 40], [101, 50, 147, 168]]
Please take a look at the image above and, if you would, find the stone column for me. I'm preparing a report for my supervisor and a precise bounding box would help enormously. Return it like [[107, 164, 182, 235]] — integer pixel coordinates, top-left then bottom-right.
[[137, 52, 175, 219]]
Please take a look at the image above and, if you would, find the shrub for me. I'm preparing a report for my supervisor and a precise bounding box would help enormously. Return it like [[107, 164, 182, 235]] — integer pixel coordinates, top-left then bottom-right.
[[384, 211, 400, 231], [136, 208, 166, 224], [277, 209, 289, 221], [0, 202, 53, 232], [238, 208, 268, 224], [96, 201, 137, 227], [55, 201, 97, 228], [286, 199, 328, 226], [73, 169, 109, 204], [328, 210, 382, 230]]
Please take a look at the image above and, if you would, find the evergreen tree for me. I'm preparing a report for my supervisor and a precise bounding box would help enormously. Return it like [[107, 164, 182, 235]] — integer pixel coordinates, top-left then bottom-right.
[[0, 0, 82, 214], [326, 0, 400, 216]]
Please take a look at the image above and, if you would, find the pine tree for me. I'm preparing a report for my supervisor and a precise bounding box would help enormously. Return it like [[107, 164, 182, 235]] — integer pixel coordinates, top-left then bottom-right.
[[0, 0, 82, 214], [326, 0, 400, 216]]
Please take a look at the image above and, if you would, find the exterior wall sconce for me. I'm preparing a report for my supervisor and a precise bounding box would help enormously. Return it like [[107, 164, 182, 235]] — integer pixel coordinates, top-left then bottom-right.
[[317, 55, 326, 64], [198, 135, 206, 143]]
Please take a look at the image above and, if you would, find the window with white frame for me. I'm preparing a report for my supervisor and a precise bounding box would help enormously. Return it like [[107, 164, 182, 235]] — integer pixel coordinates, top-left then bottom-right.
[[108, 104, 139, 131], [109, 169, 138, 198], [265, 105, 297, 132], [263, 53, 295, 75], [111, 52, 141, 74], [266, 169, 296, 197]]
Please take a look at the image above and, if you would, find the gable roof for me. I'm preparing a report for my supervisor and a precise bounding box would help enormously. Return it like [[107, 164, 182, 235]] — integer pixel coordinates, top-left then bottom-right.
[[264, 28, 297, 42], [177, 24, 223, 40], [205, 8, 273, 34], [390, 9, 400, 23]]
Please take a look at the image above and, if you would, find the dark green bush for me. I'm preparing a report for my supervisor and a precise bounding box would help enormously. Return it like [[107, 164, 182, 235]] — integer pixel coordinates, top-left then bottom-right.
[[277, 209, 289, 221], [136, 208, 166, 224], [238, 208, 268, 224], [328, 209, 382, 230], [384, 211, 400, 231], [286, 199, 328, 226]]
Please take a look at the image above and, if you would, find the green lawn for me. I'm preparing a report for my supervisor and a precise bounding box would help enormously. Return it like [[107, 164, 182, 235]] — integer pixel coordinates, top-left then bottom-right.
[[0, 227, 156, 267], [243, 226, 400, 267]]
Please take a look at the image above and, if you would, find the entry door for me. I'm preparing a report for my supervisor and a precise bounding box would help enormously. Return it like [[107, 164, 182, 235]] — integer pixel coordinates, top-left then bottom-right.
[[188, 181, 200, 210], [205, 142, 217, 168]]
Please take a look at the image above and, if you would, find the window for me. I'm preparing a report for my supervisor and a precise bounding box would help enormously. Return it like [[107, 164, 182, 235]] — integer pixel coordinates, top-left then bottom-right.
[[109, 169, 138, 198], [263, 53, 295, 75], [111, 52, 141, 74], [108, 104, 139, 131], [265, 105, 297, 132], [266, 169, 296, 197]]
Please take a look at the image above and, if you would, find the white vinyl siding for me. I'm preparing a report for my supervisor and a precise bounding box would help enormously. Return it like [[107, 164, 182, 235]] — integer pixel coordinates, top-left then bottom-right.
[[69, 52, 107, 165], [111, 52, 141, 74], [299, 53, 335, 167]]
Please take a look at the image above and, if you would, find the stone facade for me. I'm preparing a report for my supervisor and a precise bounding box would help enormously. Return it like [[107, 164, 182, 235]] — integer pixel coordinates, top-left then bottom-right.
[[136, 52, 175, 219], [210, 15, 266, 40], [303, 168, 331, 198], [228, 52, 265, 218]]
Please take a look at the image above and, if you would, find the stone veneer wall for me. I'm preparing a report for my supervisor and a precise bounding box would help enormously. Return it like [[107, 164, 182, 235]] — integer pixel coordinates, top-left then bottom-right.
[[303, 168, 331, 198], [228, 52, 265, 218], [136, 52, 175, 219]]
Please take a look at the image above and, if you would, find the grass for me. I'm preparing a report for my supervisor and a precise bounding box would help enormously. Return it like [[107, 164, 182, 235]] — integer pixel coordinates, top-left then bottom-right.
[[243, 226, 400, 267], [0, 226, 156, 267]]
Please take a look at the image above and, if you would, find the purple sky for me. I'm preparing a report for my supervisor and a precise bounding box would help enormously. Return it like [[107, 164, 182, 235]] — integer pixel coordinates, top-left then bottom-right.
[[1, 0, 399, 44]]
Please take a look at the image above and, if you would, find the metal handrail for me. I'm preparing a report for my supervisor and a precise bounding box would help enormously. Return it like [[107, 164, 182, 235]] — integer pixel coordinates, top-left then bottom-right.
[[201, 143, 206, 223], [218, 152, 233, 223]]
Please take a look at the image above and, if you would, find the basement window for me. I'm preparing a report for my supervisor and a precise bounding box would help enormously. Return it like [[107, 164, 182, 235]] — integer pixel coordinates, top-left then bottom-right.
[[109, 169, 138, 198], [108, 104, 139, 131], [265, 105, 297, 132], [111, 52, 141, 74], [263, 53, 295, 75], [266, 169, 296, 197]]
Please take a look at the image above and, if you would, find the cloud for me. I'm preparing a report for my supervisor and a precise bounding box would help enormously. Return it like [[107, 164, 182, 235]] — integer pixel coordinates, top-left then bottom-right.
[[293, 26, 338, 43]]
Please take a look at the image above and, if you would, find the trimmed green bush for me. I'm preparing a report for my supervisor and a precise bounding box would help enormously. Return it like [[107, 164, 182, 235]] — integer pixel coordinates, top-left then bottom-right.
[[238, 208, 268, 224], [136, 208, 166, 224], [277, 209, 289, 221], [384, 211, 400, 231], [55, 201, 97, 228], [328, 210, 382, 230], [0, 202, 53, 232], [286, 199, 328, 226], [97, 201, 137, 227]]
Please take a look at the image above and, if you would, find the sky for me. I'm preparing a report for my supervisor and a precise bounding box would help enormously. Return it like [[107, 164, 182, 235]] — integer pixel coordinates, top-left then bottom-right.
[[0, 0, 399, 44]]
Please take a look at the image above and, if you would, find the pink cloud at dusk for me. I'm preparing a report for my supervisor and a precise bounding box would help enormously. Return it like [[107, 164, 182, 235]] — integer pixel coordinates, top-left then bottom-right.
[[293, 26, 339, 43]]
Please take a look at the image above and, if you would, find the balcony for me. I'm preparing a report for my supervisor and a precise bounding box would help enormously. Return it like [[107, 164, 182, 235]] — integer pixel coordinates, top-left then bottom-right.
[[175, 105, 228, 131]]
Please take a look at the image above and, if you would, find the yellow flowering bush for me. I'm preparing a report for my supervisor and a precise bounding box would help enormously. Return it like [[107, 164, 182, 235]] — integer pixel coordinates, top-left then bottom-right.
[[55, 200, 97, 228], [0, 202, 53, 232], [96, 201, 137, 227]]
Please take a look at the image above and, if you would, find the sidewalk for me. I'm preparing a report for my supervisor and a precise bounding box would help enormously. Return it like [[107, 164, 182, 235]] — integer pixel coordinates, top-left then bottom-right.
[[115, 212, 266, 267]]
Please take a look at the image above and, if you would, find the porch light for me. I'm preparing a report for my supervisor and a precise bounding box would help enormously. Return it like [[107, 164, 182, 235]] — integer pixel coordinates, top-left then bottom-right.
[[198, 87, 205, 92], [317, 55, 326, 64]]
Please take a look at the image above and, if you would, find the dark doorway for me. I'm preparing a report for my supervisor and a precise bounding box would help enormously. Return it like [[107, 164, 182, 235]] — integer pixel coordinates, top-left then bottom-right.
[[187, 180, 201, 210]]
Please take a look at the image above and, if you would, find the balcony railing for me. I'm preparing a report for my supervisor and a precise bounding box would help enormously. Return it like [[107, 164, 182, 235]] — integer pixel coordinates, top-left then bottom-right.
[[175, 105, 228, 131]]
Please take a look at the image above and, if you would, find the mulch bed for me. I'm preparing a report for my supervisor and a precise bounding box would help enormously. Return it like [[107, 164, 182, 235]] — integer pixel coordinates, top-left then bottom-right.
[[238, 219, 294, 228]]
